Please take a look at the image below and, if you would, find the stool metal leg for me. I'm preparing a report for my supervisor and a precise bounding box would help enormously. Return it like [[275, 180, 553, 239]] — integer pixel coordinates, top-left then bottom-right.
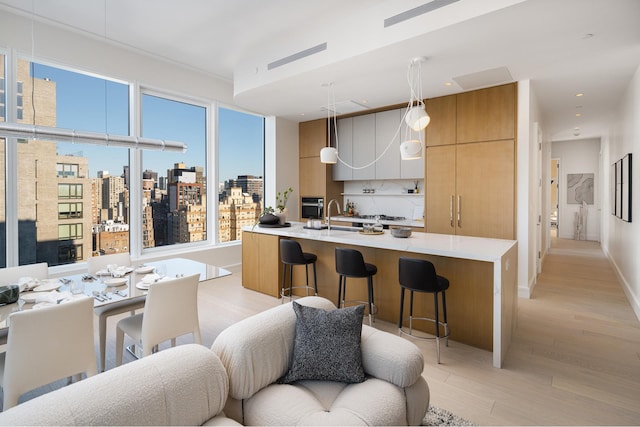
[[434, 292, 441, 364], [280, 264, 287, 303], [312, 262, 318, 295], [367, 276, 374, 326], [305, 265, 310, 296], [442, 290, 449, 347]]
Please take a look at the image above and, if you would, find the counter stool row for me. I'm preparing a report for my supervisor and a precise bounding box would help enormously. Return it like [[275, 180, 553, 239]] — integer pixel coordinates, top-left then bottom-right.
[[279, 239, 450, 362]]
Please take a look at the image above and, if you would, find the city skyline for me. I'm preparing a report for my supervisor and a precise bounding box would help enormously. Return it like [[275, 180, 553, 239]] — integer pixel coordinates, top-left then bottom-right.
[[32, 62, 264, 182]]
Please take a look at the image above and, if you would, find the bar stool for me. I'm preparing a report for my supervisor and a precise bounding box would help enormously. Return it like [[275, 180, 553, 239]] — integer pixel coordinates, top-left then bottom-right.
[[335, 247, 377, 326], [398, 257, 450, 364], [280, 239, 318, 302]]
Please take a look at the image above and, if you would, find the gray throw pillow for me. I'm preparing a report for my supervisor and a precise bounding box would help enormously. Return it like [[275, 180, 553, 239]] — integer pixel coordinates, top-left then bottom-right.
[[280, 301, 365, 384]]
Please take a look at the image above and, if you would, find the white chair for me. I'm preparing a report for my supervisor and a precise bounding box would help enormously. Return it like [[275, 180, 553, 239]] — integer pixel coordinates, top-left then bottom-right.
[[86, 253, 142, 372], [0, 296, 97, 410], [0, 262, 48, 345], [115, 274, 201, 366], [86, 252, 131, 274], [0, 262, 49, 286]]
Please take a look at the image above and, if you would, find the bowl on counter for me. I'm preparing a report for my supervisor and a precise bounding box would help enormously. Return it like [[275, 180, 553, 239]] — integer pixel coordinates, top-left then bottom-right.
[[390, 227, 412, 238]]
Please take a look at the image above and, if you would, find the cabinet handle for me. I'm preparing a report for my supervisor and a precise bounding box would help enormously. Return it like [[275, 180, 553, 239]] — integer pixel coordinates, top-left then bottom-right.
[[457, 195, 461, 228], [449, 195, 454, 227]]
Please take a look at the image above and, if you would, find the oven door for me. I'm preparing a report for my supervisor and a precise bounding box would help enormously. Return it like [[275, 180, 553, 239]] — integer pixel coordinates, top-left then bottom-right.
[[301, 197, 324, 219]]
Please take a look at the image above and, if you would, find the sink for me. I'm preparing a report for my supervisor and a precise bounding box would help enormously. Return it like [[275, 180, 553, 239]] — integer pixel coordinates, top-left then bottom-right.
[[327, 226, 361, 232]]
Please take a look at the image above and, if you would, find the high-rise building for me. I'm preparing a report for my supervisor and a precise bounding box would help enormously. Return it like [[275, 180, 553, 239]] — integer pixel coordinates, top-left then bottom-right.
[[218, 187, 260, 242], [166, 163, 206, 244]]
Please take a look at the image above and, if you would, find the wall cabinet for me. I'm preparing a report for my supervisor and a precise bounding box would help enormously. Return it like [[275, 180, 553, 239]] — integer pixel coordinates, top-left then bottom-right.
[[333, 108, 423, 181], [426, 140, 515, 239], [425, 83, 517, 240], [299, 119, 343, 219]]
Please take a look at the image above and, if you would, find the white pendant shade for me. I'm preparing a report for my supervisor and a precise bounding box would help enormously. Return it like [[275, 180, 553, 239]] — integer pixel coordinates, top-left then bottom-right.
[[320, 146, 338, 164], [400, 139, 422, 160], [405, 106, 430, 131]]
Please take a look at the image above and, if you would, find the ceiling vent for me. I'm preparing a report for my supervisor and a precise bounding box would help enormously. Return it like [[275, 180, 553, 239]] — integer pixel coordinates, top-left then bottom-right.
[[384, 0, 460, 28], [268, 42, 327, 70], [452, 66, 514, 90], [322, 100, 370, 115]]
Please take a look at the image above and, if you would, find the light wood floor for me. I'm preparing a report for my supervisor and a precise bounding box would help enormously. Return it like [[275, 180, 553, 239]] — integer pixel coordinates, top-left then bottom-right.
[[8, 237, 640, 425]]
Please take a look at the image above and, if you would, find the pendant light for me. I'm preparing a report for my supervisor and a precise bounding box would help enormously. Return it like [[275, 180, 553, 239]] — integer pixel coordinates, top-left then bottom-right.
[[400, 57, 429, 160], [320, 83, 338, 164]]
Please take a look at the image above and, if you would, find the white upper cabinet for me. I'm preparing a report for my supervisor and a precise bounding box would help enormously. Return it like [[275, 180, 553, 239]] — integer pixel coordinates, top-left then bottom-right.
[[333, 108, 424, 181], [375, 109, 401, 179], [352, 114, 376, 180], [334, 117, 353, 181]]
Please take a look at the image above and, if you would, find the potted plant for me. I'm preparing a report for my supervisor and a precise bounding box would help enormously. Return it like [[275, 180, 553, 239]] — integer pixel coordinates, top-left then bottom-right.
[[275, 187, 293, 225]]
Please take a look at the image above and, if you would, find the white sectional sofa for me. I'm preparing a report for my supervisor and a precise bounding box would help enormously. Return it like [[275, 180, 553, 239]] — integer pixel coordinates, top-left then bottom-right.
[[0, 296, 429, 426], [212, 296, 429, 425], [0, 344, 238, 426]]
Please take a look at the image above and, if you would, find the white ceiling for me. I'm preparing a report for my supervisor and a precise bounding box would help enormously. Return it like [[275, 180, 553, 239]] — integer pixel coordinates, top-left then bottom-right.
[[1, 0, 639, 141]]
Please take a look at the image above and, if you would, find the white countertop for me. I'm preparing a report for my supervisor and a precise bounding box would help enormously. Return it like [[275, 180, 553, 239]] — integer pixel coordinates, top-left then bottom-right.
[[245, 222, 516, 263]]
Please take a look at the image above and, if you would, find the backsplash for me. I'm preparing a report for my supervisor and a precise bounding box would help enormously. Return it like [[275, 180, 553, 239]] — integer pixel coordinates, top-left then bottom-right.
[[342, 180, 424, 220]]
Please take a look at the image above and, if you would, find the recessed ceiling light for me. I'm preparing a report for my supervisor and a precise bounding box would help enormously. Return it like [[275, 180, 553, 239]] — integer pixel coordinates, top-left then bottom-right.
[[575, 113, 582, 117], [444, 82, 453, 87], [575, 93, 584, 97]]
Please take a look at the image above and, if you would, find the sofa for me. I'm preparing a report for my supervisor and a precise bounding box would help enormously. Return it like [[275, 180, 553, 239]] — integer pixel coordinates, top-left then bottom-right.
[[0, 344, 239, 426], [0, 296, 429, 426], [212, 296, 430, 425]]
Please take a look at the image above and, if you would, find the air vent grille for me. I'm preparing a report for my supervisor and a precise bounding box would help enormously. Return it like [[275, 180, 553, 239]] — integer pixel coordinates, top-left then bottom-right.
[[384, 0, 459, 28], [268, 43, 327, 70]]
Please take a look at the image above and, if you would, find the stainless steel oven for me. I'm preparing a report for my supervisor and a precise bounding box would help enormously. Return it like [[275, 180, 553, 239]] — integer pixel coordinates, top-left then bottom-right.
[[301, 197, 324, 219]]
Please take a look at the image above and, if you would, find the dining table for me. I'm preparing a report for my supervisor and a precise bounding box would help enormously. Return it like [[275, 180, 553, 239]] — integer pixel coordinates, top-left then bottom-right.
[[0, 257, 231, 369]]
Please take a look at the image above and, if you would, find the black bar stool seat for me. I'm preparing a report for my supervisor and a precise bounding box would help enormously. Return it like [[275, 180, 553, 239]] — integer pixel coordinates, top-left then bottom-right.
[[280, 239, 318, 302], [398, 257, 450, 364], [335, 247, 377, 326]]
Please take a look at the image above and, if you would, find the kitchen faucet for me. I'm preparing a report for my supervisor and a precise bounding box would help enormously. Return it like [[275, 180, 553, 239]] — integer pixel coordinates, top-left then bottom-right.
[[326, 199, 341, 231]]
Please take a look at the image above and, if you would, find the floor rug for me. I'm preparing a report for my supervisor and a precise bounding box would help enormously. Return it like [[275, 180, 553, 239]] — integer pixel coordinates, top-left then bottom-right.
[[422, 405, 476, 426]]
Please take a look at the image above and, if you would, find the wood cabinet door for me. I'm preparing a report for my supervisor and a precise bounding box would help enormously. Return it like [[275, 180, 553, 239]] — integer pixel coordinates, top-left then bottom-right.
[[456, 140, 515, 239], [299, 157, 325, 197], [242, 232, 281, 297], [299, 119, 327, 158], [426, 95, 457, 147], [425, 145, 456, 234], [456, 83, 516, 144]]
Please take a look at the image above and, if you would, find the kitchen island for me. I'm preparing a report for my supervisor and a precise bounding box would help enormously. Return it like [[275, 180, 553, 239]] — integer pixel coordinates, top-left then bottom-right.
[[242, 222, 518, 368]]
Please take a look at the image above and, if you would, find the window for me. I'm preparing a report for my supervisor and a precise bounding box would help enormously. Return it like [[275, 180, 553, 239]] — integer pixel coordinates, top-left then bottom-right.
[[58, 183, 83, 199], [14, 58, 129, 266], [141, 93, 207, 249], [57, 163, 79, 178], [217, 107, 265, 243], [58, 223, 83, 240], [58, 202, 83, 219]]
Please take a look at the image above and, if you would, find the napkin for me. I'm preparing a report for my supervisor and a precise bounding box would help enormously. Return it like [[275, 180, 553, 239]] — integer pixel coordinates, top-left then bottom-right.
[[17, 276, 39, 292], [33, 290, 72, 304]]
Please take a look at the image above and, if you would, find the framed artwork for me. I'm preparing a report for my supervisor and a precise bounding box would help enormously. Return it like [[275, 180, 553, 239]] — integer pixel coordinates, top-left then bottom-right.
[[611, 162, 617, 216], [567, 173, 594, 205], [616, 160, 623, 219], [621, 153, 632, 222]]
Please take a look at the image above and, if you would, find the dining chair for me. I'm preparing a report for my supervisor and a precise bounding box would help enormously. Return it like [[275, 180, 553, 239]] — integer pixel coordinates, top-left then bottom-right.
[[0, 262, 49, 286], [0, 262, 49, 346], [0, 296, 97, 410], [115, 274, 201, 366], [86, 252, 140, 372], [86, 252, 131, 274]]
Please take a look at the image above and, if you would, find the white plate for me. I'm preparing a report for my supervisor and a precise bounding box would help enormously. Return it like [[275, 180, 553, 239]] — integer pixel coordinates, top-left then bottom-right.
[[20, 292, 39, 303], [96, 266, 134, 276], [135, 265, 155, 274], [135, 282, 150, 290], [104, 278, 128, 287], [32, 279, 62, 292]]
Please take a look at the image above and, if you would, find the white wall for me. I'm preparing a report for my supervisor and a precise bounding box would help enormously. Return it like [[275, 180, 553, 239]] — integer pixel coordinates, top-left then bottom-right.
[[606, 64, 640, 320], [551, 138, 601, 241]]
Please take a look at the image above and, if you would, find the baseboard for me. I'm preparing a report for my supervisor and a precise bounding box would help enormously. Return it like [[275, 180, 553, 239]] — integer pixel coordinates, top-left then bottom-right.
[[603, 246, 640, 322], [518, 275, 534, 299]]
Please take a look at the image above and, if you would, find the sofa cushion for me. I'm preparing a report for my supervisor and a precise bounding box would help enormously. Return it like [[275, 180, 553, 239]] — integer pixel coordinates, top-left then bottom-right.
[[280, 302, 365, 384]]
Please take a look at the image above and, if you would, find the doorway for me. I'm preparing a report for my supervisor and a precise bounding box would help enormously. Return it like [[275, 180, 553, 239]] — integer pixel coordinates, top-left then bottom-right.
[[550, 158, 559, 238]]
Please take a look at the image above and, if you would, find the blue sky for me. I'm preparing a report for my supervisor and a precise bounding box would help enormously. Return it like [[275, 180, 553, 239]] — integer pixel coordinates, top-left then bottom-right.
[[32, 63, 264, 183]]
